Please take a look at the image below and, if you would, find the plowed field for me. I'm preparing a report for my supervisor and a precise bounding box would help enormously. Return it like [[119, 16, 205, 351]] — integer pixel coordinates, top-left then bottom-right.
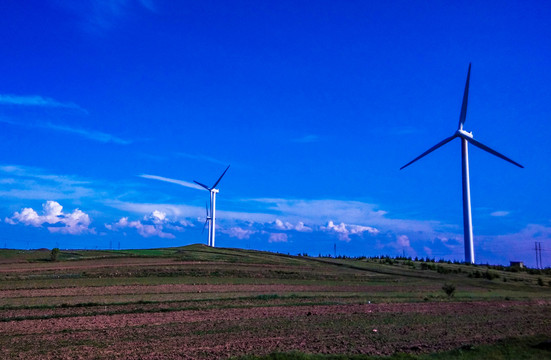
[[0, 246, 549, 359]]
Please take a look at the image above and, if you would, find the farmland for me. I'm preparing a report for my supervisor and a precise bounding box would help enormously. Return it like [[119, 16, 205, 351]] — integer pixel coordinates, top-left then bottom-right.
[[0, 245, 550, 359]]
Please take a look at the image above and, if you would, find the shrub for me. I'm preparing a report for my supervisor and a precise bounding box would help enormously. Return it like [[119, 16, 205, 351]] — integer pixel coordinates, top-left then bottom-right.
[[50, 248, 60, 262], [421, 262, 436, 271], [442, 283, 456, 298], [484, 270, 500, 280]]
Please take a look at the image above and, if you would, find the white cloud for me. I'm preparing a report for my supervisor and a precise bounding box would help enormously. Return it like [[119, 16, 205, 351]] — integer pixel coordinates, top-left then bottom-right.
[[274, 219, 312, 232], [320, 220, 379, 241], [0, 118, 130, 145], [150, 210, 166, 223], [269, 233, 288, 243], [139, 174, 205, 191], [109, 198, 449, 247], [223, 227, 256, 240], [0, 94, 86, 112], [247, 198, 451, 238], [490, 211, 510, 217], [295, 221, 312, 232], [44, 123, 131, 144], [106, 200, 202, 218], [397, 235, 410, 247], [6, 201, 94, 235]]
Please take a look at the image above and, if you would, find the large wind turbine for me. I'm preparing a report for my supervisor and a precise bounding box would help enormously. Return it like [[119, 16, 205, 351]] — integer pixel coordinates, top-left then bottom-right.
[[194, 165, 230, 247], [400, 63, 523, 264]]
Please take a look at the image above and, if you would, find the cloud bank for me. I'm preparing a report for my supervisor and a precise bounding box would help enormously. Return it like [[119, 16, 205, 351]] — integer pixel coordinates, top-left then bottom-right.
[[106, 210, 193, 239]]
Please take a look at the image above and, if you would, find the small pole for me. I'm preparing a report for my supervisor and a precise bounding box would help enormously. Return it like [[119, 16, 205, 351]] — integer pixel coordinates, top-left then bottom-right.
[[535, 242, 540, 269], [539, 242, 543, 269]]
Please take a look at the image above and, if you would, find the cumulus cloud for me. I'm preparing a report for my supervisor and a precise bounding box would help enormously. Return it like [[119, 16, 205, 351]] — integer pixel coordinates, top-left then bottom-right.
[[105, 210, 192, 238], [397, 235, 410, 247], [5, 201, 94, 235], [320, 220, 379, 241], [274, 219, 312, 232], [269, 233, 288, 243]]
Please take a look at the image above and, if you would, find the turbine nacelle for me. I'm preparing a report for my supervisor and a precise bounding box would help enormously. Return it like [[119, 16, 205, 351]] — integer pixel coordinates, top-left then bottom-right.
[[456, 129, 473, 139], [193, 165, 230, 193]]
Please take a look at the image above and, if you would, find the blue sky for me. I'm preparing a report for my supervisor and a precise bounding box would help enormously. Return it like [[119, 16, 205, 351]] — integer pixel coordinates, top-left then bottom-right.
[[1, 0, 550, 266]]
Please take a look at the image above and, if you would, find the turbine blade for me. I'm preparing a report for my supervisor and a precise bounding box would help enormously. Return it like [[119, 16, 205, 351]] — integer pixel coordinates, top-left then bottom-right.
[[465, 136, 524, 168], [458, 63, 471, 130], [211, 165, 230, 189], [400, 135, 457, 170], [193, 180, 210, 190], [202, 219, 208, 234], [205, 202, 209, 217]]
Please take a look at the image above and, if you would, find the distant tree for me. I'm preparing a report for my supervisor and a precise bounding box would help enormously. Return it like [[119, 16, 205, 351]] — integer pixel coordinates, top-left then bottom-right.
[[50, 248, 60, 262], [442, 283, 456, 298]]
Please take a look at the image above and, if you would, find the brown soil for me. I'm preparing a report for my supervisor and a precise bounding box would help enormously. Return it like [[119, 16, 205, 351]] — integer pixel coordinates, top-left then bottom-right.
[[1, 300, 549, 359]]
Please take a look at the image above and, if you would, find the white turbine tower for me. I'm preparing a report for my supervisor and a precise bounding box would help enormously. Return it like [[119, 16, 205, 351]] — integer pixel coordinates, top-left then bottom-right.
[[400, 63, 523, 264], [194, 165, 230, 247]]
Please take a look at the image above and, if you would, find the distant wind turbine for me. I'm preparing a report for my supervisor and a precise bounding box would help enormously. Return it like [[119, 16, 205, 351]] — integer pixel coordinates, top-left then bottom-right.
[[194, 165, 230, 247], [400, 63, 523, 264], [202, 202, 211, 235]]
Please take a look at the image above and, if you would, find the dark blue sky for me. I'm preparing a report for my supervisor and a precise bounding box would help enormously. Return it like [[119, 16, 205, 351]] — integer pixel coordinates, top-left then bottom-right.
[[1, 0, 550, 266]]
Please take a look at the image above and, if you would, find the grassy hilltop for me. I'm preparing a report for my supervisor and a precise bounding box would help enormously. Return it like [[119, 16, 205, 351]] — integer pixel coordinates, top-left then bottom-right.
[[0, 244, 550, 359]]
